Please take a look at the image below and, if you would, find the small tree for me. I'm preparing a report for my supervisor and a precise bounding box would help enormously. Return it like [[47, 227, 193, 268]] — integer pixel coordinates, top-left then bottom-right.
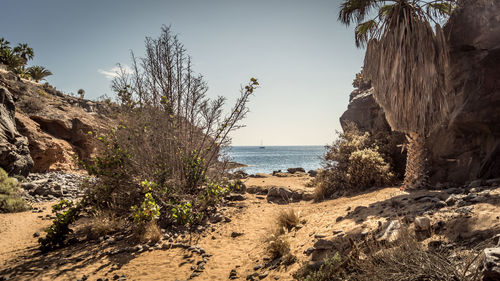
[[77, 89, 85, 99]]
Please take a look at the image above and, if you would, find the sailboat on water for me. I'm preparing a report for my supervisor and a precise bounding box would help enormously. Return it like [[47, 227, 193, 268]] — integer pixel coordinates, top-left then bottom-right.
[[259, 140, 265, 149]]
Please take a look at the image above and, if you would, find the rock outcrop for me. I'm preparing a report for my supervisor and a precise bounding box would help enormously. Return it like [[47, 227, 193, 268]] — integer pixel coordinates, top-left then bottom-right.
[[0, 68, 115, 173], [0, 86, 33, 176], [427, 0, 500, 184], [339, 77, 391, 134]]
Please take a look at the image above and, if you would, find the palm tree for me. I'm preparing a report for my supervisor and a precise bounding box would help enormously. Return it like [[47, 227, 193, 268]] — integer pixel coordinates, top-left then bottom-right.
[[26, 66, 52, 82], [338, 0, 456, 189], [13, 43, 34, 70], [0, 38, 10, 50], [0, 48, 25, 70]]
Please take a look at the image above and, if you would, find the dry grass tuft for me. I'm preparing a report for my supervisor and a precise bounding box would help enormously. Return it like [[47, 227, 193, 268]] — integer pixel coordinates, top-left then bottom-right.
[[136, 221, 162, 244], [276, 208, 300, 232], [266, 231, 291, 259], [84, 211, 125, 240], [299, 228, 479, 281]]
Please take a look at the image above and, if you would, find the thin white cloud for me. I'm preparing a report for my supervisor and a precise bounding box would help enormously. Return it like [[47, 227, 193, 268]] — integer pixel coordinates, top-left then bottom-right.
[[98, 64, 133, 80]]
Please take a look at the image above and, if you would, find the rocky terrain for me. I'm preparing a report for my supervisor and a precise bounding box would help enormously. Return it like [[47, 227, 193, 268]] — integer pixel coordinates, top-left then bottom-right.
[[0, 67, 114, 175]]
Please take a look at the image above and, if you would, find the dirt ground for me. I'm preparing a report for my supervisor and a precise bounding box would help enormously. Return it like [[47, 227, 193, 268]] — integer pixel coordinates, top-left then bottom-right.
[[1, 175, 499, 281]]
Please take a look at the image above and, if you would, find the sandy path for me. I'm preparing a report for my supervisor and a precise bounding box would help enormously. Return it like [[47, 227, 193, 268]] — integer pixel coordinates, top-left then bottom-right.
[[0, 203, 53, 268]]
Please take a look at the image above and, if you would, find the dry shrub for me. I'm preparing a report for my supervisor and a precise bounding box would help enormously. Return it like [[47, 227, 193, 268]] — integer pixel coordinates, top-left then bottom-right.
[[81, 26, 258, 226], [276, 208, 300, 232], [135, 221, 162, 244], [0, 168, 28, 213], [300, 229, 476, 281], [17, 95, 45, 114], [266, 232, 291, 259], [84, 212, 125, 240], [314, 123, 395, 200]]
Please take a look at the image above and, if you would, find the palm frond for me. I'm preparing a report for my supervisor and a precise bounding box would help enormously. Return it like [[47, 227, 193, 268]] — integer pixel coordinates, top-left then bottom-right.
[[355, 20, 378, 48], [338, 0, 380, 26], [378, 3, 396, 19], [426, 2, 455, 17], [364, 4, 451, 135], [26, 66, 53, 82]]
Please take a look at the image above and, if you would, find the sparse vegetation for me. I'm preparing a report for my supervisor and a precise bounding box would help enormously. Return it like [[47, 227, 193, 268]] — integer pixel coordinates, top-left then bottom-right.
[[299, 229, 479, 281], [0, 168, 29, 213], [314, 123, 394, 200]]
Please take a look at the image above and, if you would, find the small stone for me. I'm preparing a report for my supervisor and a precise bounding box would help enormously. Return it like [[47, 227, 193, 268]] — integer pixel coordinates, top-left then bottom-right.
[[304, 247, 315, 256], [33, 232, 40, 238], [259, 271, 269, 279], [314, 233, 326, 239], [414, 216, 431, 231], [231, 231, 244, 238], [481, 247, 500, 280], [336, 216, 343, 222], [253, 264, 262, 270], [314, 239, 334, 250], [229, 269, 238, 278], [469, 179, 483, 188]]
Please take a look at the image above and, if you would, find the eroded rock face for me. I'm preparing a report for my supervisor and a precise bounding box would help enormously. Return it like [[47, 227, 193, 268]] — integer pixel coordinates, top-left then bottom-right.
[[339, 79, 391, 134], [15, 114, 77, 172], [0, 69, 114, 173], [0, 87, 33, 176], [428, 0, 500, 184]]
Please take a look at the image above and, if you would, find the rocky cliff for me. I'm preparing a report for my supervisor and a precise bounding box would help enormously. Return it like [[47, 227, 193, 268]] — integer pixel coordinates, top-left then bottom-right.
[[0, 86, 33, 176], [340, 0, 500, 185], [0, 68, 115, 175], [427, 0, 500, 184]]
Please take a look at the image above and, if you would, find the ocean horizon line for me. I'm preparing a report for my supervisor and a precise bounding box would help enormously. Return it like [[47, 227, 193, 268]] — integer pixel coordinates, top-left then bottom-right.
[[230, 144, 326, 147]]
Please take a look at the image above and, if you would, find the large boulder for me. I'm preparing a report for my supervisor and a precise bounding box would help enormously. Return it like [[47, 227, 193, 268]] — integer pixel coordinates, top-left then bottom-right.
[[0, 87, 33, 176], [481, 247, 500, 281], [339, 81, 391, 134], [427, 0, 500, 184]]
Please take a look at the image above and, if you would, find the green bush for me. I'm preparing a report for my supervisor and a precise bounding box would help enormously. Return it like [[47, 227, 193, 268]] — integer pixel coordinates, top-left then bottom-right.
[[0, 168, 29, 213], [314, 124, 394, 200], [38, 200, 83, 252]]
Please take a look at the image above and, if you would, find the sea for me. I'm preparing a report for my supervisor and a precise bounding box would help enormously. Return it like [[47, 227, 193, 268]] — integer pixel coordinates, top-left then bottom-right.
[[226, 146, 327, 175]]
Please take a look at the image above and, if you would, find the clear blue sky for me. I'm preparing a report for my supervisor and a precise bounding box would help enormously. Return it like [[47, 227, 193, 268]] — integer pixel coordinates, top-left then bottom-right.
[[1, 0, 365, 146]]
